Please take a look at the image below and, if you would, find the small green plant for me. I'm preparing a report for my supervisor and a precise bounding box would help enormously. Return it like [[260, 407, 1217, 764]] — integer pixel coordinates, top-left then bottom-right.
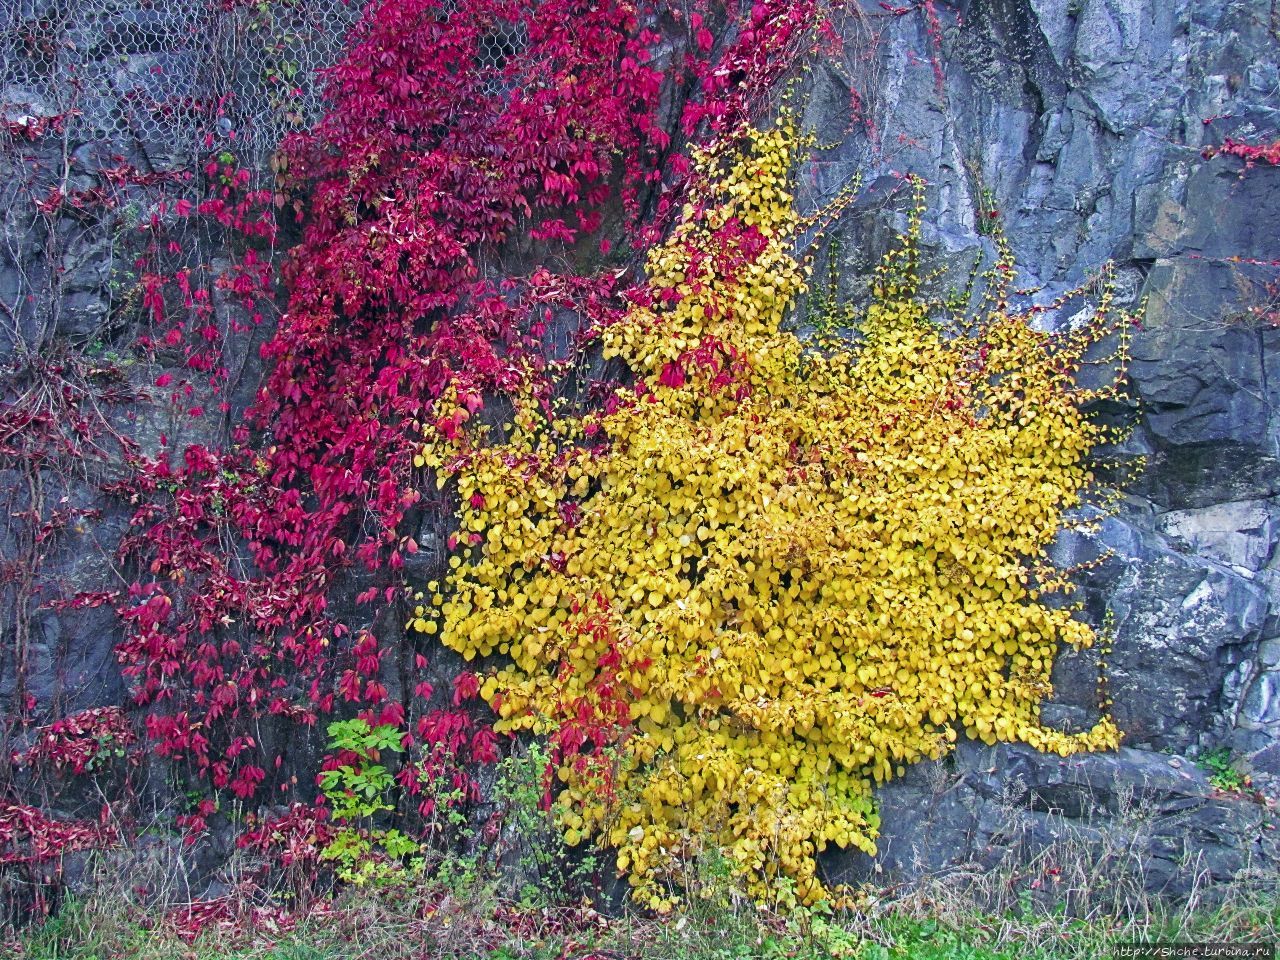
[[976, 185, 1000, 236], [318, 718, 424, 886], [493, 742, 601, 907], [789, 900, 862, 958], [1197, 747, 1247, 792], [806, 235, 858, 338]]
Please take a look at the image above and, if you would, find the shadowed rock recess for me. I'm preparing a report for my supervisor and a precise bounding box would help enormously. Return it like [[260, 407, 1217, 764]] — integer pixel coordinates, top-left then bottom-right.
[[2, 0, 1278, 900]]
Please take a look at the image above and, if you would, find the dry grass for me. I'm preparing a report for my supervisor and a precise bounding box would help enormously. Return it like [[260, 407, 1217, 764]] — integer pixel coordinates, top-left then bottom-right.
[[6, 780, 1277, 960]]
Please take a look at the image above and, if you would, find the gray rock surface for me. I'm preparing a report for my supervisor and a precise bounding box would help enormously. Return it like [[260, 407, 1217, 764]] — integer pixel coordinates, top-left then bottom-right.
[[825, 740, 1278, 896]]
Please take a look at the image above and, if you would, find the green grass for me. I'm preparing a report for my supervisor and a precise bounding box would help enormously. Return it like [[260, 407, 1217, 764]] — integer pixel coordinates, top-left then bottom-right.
[[11, 889, 1278, 960], [9, 844, 1278, 960], [862, 918, 1028, 960]]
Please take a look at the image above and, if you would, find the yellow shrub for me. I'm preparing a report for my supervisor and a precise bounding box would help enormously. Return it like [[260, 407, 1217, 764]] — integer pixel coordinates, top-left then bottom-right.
[[416, 119, 1127, 909]]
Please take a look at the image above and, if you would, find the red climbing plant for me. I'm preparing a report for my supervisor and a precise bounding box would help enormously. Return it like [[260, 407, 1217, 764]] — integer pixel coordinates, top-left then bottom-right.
[[1203, 136, 1280, 169]]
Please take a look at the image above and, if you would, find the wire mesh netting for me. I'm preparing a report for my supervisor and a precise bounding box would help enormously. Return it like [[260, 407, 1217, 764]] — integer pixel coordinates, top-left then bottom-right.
[[1, 0, 535, 165], [0, 0, 368, 165]]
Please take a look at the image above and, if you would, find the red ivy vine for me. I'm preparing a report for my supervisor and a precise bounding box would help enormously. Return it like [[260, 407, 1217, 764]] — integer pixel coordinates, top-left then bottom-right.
[[1203, 136, 1280, 169]]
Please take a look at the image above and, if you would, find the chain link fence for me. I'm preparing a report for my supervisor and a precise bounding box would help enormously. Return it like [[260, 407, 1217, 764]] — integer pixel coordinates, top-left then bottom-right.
[[0, 0, 368, 168], [2, 0, 536, 168]]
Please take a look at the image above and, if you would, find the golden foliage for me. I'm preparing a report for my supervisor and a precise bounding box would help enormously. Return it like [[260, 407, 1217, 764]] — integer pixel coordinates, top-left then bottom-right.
[[416, 119, 1128, 909]]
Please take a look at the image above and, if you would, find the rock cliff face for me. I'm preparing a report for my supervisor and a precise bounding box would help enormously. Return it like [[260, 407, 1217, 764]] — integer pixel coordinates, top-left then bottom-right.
[[2, 0, 1278, 895], [806, 0, 1280, 889]]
